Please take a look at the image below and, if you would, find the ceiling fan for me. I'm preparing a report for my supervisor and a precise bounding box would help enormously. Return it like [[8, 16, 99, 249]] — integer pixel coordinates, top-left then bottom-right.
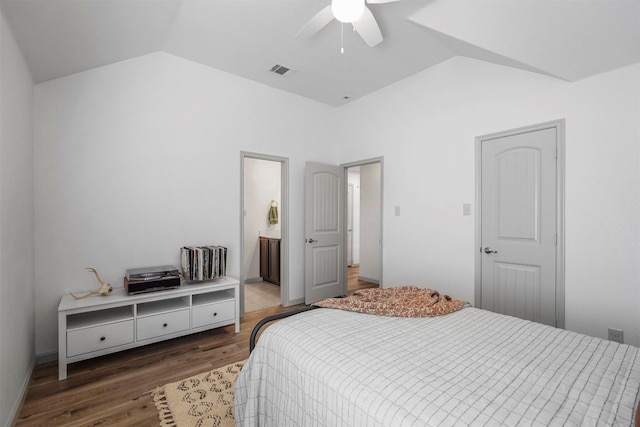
[[296, 0, 402, 49]]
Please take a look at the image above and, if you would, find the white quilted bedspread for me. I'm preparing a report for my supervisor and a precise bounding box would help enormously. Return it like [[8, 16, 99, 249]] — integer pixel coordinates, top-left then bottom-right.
[[235, 307, 640, 426]]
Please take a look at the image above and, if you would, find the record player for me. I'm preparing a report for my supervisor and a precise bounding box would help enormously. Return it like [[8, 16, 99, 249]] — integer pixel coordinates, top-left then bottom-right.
[[124, 265, 181, 295]]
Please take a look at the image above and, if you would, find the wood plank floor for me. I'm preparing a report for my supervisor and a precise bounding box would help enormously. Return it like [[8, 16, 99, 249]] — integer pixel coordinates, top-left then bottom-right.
[[348, 265, 378, 293], [15, 305, 296, 427], [15, 272, 377, 426]]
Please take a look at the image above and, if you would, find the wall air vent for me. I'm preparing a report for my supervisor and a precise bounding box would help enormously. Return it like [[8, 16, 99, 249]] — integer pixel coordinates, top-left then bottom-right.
[[270, 64, 291, 75]]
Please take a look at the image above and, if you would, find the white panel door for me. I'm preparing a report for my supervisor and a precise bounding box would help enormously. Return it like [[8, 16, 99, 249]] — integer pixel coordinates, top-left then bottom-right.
[[305, 162, 346, 304], [480, 126, 558, 326]]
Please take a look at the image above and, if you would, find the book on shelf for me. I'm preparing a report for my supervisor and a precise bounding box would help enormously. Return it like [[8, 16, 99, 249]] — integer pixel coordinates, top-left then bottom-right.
[[181, 245, 227, 281]]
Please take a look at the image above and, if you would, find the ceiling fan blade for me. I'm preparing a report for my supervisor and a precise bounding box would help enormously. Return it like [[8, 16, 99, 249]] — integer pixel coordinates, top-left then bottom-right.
[[354, 7, 383, 47], [366, 0, 402, 4], [296, 5, 335, 39]]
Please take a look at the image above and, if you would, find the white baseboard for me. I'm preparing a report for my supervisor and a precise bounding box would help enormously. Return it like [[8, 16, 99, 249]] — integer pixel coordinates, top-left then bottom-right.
[[36, 351, 57, 364], [285, 297, 304, 306], [6, 356, 36, 427], [358, 276, 380, 285]]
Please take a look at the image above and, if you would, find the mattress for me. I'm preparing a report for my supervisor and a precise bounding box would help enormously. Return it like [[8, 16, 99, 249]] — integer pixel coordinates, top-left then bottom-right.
[[235, 307, 640, 426]]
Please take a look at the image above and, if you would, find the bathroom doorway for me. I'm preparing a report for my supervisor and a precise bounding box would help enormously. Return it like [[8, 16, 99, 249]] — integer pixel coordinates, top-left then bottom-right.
[[240, 153, 289, 315]]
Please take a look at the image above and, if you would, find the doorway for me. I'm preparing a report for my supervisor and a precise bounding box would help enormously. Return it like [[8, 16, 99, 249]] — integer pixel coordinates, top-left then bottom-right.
[[240, 153, 289, 315], [475, 120, 565, 327], [346, 163, 381, 294]]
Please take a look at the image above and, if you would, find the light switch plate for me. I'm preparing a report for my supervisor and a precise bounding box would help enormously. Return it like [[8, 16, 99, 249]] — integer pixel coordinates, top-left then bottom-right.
[[463, 203, 471, 216]]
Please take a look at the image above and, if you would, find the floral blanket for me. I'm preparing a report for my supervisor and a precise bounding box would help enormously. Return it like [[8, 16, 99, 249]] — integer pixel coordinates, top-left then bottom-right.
[[314, 286, 466, 317]]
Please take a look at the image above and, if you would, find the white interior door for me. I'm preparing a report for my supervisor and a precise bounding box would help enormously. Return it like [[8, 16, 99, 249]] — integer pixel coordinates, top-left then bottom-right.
[[479, 124, 560, 326], [305, 162, 346, 304]]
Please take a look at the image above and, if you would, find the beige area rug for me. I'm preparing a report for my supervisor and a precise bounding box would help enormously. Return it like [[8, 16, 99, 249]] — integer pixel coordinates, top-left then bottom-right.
[[152, 360, 245, 427], [245, 280, 280, 312]]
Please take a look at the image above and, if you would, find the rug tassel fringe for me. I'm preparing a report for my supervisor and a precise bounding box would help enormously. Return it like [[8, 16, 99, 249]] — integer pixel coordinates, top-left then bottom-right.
[[151, 387, 178, 427]]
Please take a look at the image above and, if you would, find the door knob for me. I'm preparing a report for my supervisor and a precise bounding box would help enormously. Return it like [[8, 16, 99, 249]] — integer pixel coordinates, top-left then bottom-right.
[[306, 238, 317, 243], [484, 247, 498, 254]]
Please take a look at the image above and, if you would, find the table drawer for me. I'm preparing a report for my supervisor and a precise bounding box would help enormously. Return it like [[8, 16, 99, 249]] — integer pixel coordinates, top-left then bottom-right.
[[136, 309, 189, 341], [67, 320, 134, 357], [192, 300, 235, 328]]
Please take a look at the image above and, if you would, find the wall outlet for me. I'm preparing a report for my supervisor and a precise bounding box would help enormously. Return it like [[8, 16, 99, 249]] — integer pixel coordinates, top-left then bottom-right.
[[608, 328, 624, 344]]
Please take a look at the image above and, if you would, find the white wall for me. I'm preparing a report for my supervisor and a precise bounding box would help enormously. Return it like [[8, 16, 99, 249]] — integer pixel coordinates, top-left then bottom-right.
[[359, 162, 381, 283], [335, 57, 640, 346], [33, 52, 336, 356], [0, 8, 35, 426], [243, 158, 281, 281], [28, 50, 640, 357]]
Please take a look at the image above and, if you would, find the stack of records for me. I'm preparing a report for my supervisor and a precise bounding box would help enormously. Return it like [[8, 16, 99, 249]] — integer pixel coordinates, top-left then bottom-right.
[[124, 265, 181, 294], [181, 246, 227, 281]]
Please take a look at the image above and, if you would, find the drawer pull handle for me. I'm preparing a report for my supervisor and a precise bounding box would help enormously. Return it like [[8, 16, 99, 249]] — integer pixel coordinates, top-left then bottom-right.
[[213, 312, 218, 317], [100, 336, 106, 341], [163, 323, 168, 327]]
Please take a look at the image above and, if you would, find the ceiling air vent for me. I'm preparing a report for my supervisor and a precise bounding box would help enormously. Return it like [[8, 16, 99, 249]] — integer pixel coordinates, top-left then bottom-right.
[[270, 64, 291, 75]]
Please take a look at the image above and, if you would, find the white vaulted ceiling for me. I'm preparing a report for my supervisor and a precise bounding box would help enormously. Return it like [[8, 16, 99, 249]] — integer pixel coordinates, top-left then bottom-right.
[[1, 0, 639, 106]]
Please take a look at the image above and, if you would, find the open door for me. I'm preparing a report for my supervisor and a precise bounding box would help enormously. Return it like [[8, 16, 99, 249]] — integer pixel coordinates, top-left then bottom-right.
[[305, 162, 346, 304]]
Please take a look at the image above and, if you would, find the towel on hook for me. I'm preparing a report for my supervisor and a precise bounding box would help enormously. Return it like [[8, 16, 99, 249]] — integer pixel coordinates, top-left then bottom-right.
[[268, 204, 279, 225]]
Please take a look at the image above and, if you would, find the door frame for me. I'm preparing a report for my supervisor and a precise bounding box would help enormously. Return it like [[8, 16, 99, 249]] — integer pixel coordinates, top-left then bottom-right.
[[342, 157, 384, 289], [347, 183, 354, 267], [474, 120, 565, 328], [240, 151, 290, 316]]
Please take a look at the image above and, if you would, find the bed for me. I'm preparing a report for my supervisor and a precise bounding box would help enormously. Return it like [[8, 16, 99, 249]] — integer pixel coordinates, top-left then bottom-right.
[[235, 305, 640, 426]]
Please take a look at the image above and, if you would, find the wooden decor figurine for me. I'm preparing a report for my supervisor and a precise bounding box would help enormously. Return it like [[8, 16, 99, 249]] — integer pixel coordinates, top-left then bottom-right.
[[70, 268, 113, 299]]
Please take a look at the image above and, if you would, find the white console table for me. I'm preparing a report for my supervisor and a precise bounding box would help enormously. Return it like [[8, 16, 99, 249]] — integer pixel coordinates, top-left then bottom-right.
[[58, 277, 239, 380]]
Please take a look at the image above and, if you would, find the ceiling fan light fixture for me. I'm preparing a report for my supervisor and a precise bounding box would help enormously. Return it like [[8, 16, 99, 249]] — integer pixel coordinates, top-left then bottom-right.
[[331, 0, 365, 23]]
